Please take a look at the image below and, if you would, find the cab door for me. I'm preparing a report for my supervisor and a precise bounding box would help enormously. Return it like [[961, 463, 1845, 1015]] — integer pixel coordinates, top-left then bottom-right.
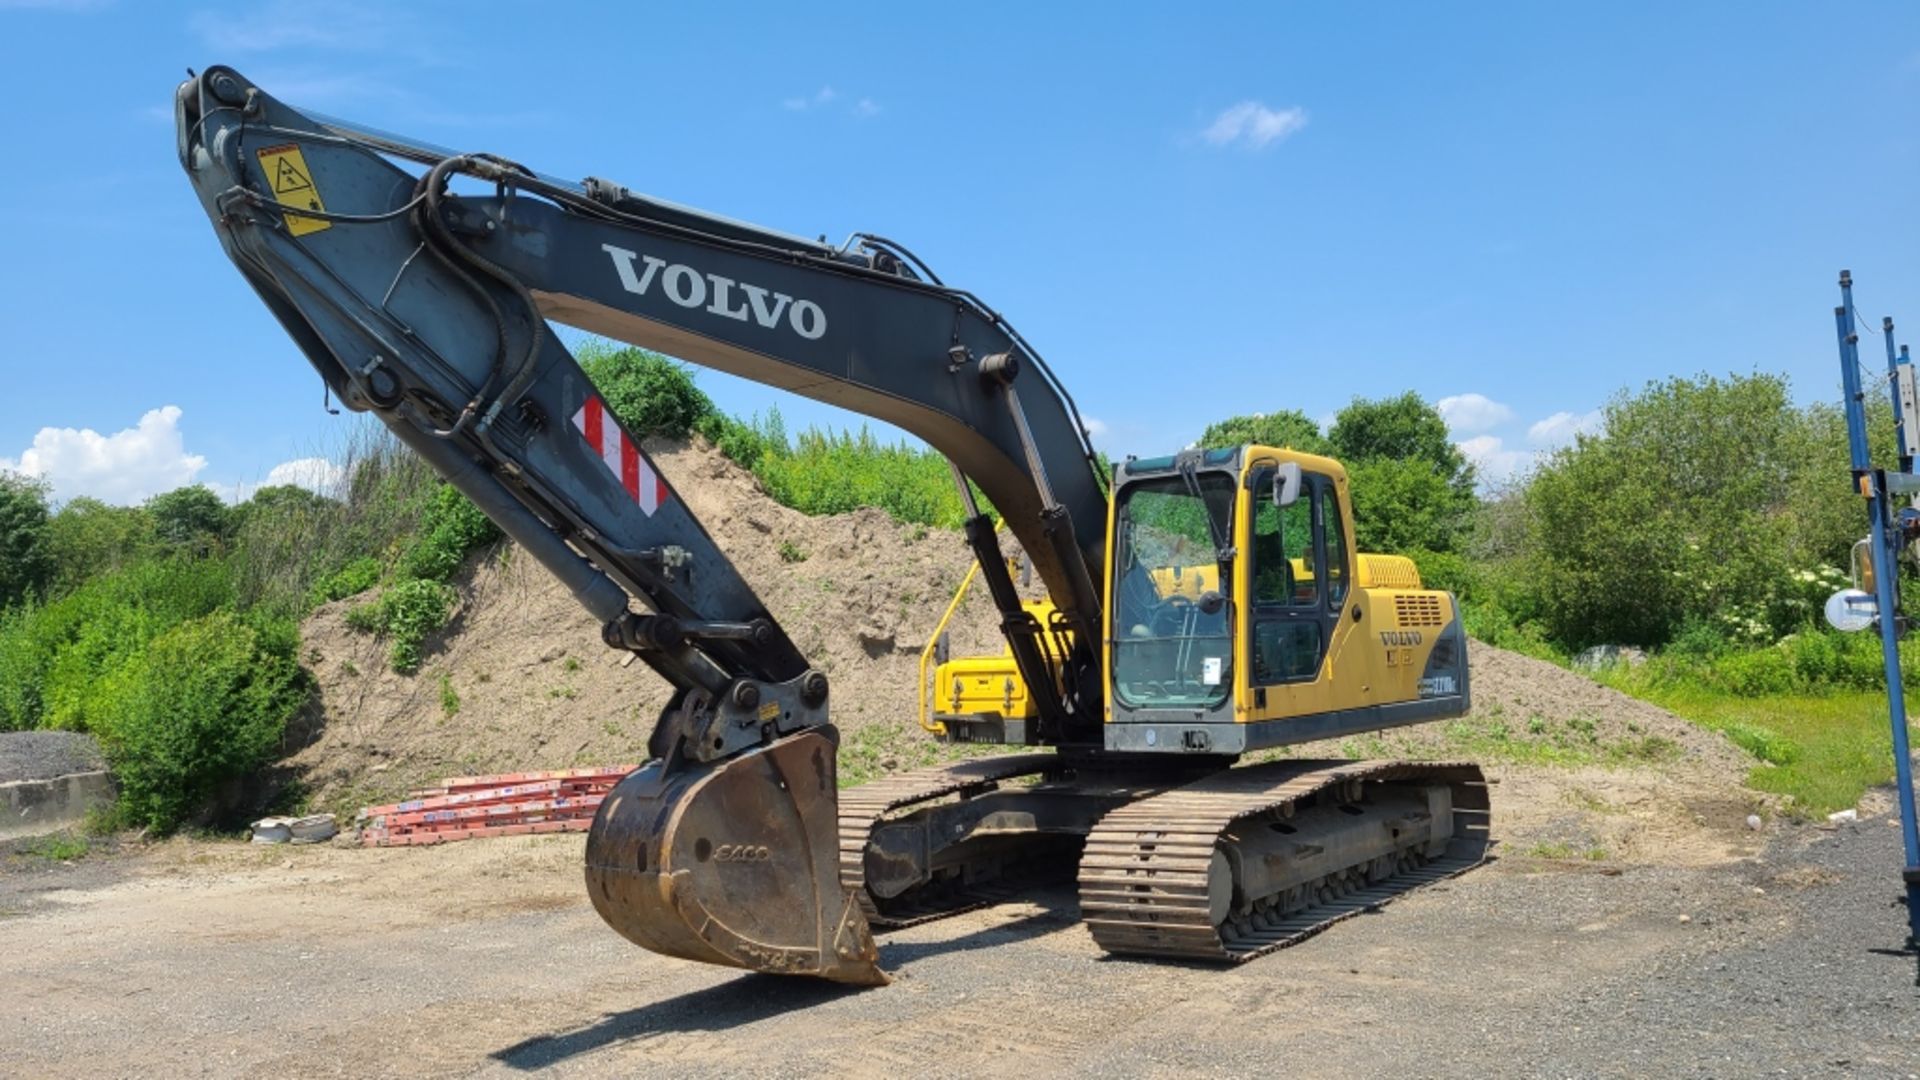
[[1244, 468, 1349, 709]]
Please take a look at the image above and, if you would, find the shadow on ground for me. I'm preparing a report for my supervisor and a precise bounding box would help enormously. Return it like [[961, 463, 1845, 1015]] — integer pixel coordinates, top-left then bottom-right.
[[491, 892, 1077, 1069], [491, 974, 865, 1070]]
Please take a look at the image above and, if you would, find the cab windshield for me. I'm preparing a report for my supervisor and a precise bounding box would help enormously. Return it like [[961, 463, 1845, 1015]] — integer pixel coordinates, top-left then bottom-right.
[[1111, 472, 1236, 709]]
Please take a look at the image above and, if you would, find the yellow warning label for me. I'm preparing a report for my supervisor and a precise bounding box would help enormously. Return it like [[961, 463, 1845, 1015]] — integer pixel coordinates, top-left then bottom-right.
[[758, 701, 781, 723], [254, 143, 330, 237]]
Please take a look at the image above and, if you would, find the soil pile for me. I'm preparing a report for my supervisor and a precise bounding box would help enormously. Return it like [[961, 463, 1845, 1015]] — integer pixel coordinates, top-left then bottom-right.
[[292, 437, 1763, 866], [292, 438, 1022, 806]]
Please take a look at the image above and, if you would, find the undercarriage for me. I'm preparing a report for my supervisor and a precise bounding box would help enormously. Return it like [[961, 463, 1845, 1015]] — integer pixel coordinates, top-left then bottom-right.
[[838, 753, 1491, 962]]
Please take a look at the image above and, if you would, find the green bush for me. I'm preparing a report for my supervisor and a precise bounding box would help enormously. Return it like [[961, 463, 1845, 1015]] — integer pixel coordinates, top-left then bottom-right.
[[309, 556, 382, 605], [1512, 374, 1886, 649], [753, 427, 972, 528], [1407, 549, 1477, 598], [95, 610, 304, 833], [397, 484, 501, 583], [577, 343, 715, 439], [351, 579, 457, 673], [1708, 647, 1799, 696], [697, 410, 783, 471], [0, 558, 234, 733], [45, 498, 158, 595], [0, 472, 53, 609]]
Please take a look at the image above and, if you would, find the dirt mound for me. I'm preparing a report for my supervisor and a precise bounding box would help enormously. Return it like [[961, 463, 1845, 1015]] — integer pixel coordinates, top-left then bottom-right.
[[1282, 646, 1765, 866], [292, 438, 1019, 809], [291, 438, 1763, 867]]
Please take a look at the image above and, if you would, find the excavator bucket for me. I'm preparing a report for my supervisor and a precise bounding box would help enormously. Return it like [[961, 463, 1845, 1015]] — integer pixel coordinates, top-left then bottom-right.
[[583, 728, 887, 985]]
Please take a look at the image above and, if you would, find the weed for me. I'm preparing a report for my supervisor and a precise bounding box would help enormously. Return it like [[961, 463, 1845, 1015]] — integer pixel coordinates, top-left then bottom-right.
[[836, 723, 1004, 788], [562, 656, 581, 673], [778, 540, 808, 563], [1522, 841, 1608, 862], [23, 832, 88, 861], [340, 659, 359, 677], [438, 671, 460, 718]]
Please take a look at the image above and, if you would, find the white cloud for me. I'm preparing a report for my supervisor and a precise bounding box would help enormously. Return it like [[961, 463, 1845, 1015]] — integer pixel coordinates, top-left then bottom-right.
[[0, 406, 207, 505], [1527, 409, 1602, 448], [781, 87, 880, 118], [1201, 101, 1308, 150], [782, 86, 838, 111], [1456, 434, 1532, 487], [223, 456, 347, 504], [267, 456, 345, 494], [1436, 393, 1515, 436]]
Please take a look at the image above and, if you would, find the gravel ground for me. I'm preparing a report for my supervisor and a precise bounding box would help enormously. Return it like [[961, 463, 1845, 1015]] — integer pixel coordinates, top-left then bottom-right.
[[0, 730, 104, 783], [2, 795, 1915, 1078]]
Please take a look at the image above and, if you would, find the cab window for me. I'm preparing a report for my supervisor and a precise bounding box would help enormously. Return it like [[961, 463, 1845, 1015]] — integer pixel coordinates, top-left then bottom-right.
[[1251, 483, 1318, 607], [1324, 487, 1349, 607]]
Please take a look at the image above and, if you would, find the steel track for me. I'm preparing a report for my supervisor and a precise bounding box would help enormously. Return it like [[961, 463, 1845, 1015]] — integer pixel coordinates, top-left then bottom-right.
[[1077, 759, 1491, 962], [837, 753, 1067, 928]]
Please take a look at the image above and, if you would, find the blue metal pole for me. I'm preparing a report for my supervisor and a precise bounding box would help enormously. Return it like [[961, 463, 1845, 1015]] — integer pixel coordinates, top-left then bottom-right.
[[1883, 317, 1912, 474], [1836, 272, 1920, 947]]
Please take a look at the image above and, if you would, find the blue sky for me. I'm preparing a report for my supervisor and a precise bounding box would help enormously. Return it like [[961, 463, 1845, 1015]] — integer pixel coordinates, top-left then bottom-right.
[[1, 1, 1917, 504]]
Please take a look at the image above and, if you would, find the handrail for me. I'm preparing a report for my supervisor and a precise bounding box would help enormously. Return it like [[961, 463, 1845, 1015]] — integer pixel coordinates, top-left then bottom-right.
[[917, 524, 1008, 734]]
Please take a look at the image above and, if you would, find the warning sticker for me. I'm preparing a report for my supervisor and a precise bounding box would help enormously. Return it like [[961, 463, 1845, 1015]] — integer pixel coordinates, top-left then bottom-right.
[[253, 143, 330, 237]]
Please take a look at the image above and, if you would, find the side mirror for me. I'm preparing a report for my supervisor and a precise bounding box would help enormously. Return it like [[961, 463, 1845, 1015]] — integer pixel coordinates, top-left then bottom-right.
[[1851, 537, 1877, 594], [1272, 462, 1303, 508]]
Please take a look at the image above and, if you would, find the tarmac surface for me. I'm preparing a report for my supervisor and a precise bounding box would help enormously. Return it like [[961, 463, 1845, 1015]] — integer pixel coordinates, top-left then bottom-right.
[[2, 797, 1915, 1078]]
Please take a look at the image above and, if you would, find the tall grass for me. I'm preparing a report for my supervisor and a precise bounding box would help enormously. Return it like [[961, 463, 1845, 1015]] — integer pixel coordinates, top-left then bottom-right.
[[231, 421, 440, 620], [752, 423, 975, 528]]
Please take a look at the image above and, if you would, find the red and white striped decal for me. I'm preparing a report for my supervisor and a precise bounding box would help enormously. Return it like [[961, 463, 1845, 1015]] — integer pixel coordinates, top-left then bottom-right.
[[572, 395, 669, 515]]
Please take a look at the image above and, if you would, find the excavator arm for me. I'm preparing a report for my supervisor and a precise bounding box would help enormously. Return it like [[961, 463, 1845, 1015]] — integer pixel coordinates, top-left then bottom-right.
[[177, 67, 1107, 747], [176, 66, 1111, 983]]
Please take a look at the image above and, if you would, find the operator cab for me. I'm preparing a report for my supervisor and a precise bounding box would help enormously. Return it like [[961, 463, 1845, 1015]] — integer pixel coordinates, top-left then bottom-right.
[[1102, 444, 1468, 755]]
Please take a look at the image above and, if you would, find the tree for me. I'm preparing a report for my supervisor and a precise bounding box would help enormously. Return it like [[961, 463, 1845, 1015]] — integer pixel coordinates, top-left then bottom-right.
[[0, 472, 52, 609], [1344, 457, 1471, 556], [146, 485, 232, 554], [1516, 372, 1843, 648], [1199, 410, 1330, 455], [46, 498, 157, 593], [1326, 393, 1477, 554], [1329, 392, 1474, 491]]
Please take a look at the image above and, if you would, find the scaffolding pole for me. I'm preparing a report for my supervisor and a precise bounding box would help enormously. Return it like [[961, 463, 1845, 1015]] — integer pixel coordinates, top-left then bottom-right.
[[1832, 270, 1920, 951]]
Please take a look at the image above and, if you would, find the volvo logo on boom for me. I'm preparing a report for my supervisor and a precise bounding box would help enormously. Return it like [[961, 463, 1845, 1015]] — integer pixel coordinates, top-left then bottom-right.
[[602, 244, 827, 340]]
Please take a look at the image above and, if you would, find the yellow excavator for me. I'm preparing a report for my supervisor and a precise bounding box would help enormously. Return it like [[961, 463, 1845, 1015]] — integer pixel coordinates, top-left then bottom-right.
[[176, 67, 1487, 985]]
